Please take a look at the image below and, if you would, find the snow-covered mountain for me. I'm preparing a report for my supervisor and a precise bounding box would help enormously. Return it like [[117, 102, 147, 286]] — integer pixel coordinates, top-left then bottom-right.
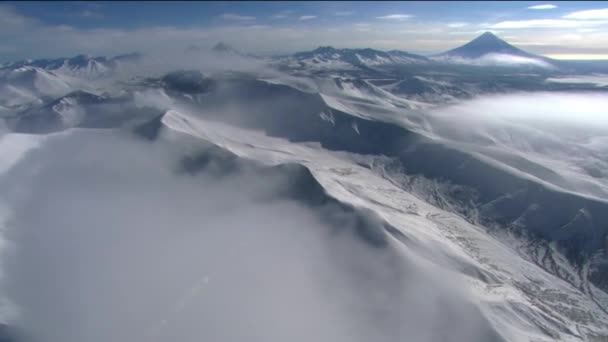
[[0, 32, 569, 113], [440, 32, 534, 59], [2, 37, 608, 342], [0, 66, 77, 111], [275, 33, 561, 71], [280, 46, 428, 70], [0, 53, 144, 113], [1, 53, 143, 78], [436, 32, 555, 68]]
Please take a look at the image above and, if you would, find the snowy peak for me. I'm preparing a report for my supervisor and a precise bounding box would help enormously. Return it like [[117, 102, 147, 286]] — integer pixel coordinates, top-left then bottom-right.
[[60, 55, 111, 76], [0, 66, 73, 97], [436, 32, 555, 69], [1, 53, 142, 78], [294, 46, 392, 61], [290, 46, 427, 69], [440, 31, 534, 59], [310, 46, 340, 55]]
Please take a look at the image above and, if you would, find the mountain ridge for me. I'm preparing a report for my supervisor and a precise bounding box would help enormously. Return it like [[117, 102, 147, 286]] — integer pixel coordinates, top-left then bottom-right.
[[0, 33, 561, 72], [0, 52, 143, 77]]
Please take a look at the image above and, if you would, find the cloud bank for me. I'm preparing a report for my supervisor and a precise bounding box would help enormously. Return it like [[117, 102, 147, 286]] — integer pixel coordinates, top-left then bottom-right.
[[0, 126, 502, 342], [528, 4, 557, 10]]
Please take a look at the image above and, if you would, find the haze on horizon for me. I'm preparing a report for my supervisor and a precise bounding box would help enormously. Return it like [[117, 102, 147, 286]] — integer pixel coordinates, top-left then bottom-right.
[[2, 1, 608, 62]]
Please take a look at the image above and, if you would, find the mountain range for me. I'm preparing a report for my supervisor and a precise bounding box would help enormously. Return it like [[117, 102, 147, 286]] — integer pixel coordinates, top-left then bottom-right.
[[1, 30, 608, 342], [1, 32, 556, 77], [0, 52, 143, 78]]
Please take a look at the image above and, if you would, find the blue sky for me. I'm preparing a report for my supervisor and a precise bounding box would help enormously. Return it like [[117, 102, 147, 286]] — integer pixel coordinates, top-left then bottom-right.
[[2, 1, 608, 61]]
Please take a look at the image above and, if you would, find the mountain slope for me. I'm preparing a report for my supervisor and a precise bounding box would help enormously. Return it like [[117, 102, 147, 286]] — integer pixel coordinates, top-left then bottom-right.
[[440, 32, 535, 59], [283, 46, 428, 70], [2, 43, 608, 342], [437, 32, 555, 68], [0, 67, 77, 110], [1, 53, 142, 78]]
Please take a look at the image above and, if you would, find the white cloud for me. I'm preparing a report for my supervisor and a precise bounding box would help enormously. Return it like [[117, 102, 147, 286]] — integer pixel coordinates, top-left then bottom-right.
[[475, 29, 501, 35], [447, 22, 469, 28], [563, 8, 608, 20], [298, 15, 317, 21], [485, 53, 555, 68], [545, 53, 608, 60], [427, 93, 608, 200], [528, 4, 557, 10], [489, 19, 608, 29], [577, 28, 600, 32], [561, 33, 583, 41], [218, 13, 256, 21], [435, 53, 555, 69], [376, 14, 413, 21], [0, 125, 502, 342]]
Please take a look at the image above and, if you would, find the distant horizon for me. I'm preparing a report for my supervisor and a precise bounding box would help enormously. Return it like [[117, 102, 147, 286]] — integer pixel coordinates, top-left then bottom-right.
[[3, 1, 608, 62], [4, 32, 608, 63]]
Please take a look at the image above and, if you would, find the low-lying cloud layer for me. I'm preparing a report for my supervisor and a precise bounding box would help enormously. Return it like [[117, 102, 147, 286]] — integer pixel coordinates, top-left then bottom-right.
[[425, 92, 608, 199], [0, 128, 501, 342]]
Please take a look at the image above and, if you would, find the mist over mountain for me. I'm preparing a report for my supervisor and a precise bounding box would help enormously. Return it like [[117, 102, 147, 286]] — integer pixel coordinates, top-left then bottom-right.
[[1, 27, 608, 342]]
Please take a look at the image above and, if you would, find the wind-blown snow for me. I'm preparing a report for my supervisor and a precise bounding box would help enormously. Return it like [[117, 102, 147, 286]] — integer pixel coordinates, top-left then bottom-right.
[[0, 127, 505, 342], [546, 74, 608, 87], [160, 109, 608, 340], [433, 53, 555, 69], [421, 92, 608, 202]]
